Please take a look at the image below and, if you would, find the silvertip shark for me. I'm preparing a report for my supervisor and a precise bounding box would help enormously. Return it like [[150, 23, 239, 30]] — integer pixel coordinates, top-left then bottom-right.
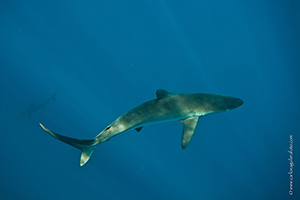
[[39, 89, 243, 166]]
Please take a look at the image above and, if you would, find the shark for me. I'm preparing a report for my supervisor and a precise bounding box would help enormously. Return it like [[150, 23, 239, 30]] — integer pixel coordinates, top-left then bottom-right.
[[39, 89, 243, 166], [13, 89, 59, 119]]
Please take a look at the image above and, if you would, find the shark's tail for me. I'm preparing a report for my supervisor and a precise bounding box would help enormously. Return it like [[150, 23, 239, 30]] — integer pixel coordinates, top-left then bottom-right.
[[39, 123, 96, 166], [50, 88, 59, 100]]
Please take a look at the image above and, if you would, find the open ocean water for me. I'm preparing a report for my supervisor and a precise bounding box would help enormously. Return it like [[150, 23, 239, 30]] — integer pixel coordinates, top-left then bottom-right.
[[0, 0, 299, 199]]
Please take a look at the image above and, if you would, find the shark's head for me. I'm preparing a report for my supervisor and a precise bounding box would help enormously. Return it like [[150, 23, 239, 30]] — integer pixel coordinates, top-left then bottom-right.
[[223, 95, 244, 110], [211, 95, 244, 112], [190, 93, 243, 116]]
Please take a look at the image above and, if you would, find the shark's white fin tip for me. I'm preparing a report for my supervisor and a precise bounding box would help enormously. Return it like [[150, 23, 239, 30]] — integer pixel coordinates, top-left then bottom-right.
[[39, 123, 50, 133]]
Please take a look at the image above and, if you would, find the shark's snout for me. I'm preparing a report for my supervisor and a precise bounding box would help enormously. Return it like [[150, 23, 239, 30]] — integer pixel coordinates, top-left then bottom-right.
[[237, 98, 244, 107], [228, 97, 244, 109]]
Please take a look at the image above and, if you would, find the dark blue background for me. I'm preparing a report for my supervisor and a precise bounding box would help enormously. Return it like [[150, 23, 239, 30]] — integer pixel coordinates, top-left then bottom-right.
[[1, 0, 299, 199]]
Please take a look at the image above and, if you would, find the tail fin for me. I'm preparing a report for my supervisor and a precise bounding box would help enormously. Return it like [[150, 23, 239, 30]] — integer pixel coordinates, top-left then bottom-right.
[[50, 88, 59, 100], [39, 123, 96, 166]]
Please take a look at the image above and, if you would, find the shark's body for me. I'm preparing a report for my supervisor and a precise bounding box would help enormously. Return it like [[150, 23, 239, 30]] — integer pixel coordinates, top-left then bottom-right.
[[13, 89, 58, 119], [40, 89, 243, 166]]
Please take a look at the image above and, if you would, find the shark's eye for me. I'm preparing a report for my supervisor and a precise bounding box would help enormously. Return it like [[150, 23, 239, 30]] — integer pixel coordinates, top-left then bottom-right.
[[105, 126, 111, 131]]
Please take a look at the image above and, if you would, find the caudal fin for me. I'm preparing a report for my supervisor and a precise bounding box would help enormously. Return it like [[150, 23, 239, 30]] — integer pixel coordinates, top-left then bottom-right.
[[50, 88, 59, 100], [39, 123, 96, 166]]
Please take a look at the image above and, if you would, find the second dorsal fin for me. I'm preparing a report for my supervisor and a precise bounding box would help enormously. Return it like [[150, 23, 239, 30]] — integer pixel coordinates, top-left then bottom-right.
[[135, 127, 143, 132]]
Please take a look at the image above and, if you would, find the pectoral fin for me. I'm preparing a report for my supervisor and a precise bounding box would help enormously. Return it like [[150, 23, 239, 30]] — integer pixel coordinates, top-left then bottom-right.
[[180, 116, 199, 149]]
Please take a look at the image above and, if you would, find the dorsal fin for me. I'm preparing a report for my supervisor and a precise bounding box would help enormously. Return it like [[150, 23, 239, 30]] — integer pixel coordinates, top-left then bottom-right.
[[156, 89, 172, 100]]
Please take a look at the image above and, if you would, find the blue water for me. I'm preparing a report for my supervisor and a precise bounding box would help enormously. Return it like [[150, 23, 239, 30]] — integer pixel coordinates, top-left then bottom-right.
[[1, 0, 299, 199]]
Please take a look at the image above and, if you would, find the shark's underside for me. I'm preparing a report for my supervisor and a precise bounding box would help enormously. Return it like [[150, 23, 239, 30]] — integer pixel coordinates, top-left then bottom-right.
[[40, 89, 243, 166]]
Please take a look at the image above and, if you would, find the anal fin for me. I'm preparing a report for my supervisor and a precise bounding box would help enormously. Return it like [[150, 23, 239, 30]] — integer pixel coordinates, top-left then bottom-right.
[[180, 116, 199, 149]]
